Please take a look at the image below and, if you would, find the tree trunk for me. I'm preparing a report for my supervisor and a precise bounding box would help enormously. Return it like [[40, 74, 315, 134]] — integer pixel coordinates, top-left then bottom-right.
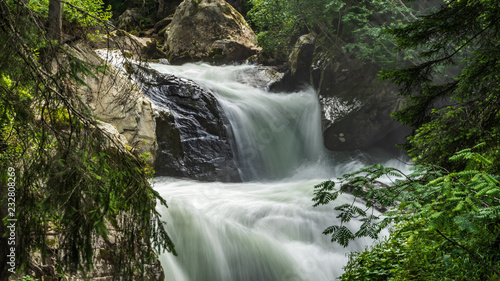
[[48, 0, 62, 41]]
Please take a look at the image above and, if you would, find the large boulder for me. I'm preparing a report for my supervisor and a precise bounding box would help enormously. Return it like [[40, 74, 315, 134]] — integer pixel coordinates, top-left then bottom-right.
[[70, 42, 158, 165], [312, 47, 406, 152], [163, 0, 260, 64], [117, 8, 142, 32], [269, 34, 315, 92], [30, 41, 164, 280], [91, 30, 166, 61], [139, 68, 242, 182]]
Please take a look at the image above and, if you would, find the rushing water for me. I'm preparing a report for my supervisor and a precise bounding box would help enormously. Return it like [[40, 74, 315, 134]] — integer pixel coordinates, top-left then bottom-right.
[[142, 63, 399, 280]]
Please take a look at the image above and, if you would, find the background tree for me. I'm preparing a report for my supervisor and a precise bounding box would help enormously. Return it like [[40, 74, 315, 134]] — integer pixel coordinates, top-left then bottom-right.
[[247, 0, 423, 66], [48, 0, 62, 41], [381, 0, 500, 172]]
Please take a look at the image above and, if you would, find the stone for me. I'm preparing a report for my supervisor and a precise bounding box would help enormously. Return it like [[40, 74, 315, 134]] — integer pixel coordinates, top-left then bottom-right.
[[271, 33, 406, 152], [69, 41, 157, 165], [138, 67, 242, 182], [269, 33, 315, 92], [163, 0, 260, 64], [91, 30, 165, 61], [117, 8, 142, 32], [289, 34, 315, 80], [312, 48, 405, 152]]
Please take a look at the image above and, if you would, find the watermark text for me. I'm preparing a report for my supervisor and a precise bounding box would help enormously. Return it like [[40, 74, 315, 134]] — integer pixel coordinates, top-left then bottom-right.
[[6, 167, 16, 273]]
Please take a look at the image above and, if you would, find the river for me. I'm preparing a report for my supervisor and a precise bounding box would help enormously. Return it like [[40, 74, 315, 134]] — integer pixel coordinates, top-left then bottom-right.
[[144, 62, 400, 281]]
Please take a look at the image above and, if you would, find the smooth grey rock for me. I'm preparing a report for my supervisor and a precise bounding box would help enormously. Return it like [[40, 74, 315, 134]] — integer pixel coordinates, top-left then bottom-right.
[[70, 41, 157, 165]]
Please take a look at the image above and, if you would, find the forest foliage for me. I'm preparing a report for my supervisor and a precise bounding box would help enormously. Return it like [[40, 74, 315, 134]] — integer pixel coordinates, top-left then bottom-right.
[[0, 0, 174, 279], [309, 0, 500, 280], [247, 0, 422, 66]]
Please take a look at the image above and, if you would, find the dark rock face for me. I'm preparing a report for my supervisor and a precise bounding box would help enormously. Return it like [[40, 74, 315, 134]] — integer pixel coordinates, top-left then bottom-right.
[[269, 34, 315, 92], [313, 50, 405, 152], [141, 70, 241, 182], [117, 8, 142, 32], [271, 33, 406, 152]]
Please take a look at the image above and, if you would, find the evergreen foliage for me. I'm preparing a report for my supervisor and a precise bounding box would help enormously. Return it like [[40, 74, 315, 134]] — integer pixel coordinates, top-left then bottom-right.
[[313, 0, 500, 280], [0, 0, 175, 279], [380, 0, 500, 171]]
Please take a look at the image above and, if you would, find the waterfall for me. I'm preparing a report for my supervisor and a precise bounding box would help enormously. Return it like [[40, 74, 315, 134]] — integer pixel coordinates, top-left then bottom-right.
[[143, 62, 392, 281], [148, 63, 327, 181]]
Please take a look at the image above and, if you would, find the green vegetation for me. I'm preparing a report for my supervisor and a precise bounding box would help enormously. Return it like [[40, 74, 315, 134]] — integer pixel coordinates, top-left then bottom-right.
[[248, 0, 417, 66], [0, 0, 174, 279], [383, 0, 500, 172], [315, 145, 500, 280], [2, 0, 498, 279], [28, 0, 112, 27], [312, 0, 500, 280]]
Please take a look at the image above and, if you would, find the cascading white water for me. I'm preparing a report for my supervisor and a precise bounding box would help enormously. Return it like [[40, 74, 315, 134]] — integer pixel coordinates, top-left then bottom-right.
[[155, 179, 374, 281], [148, 63, 327, 181], [146, 63, 394, 280]]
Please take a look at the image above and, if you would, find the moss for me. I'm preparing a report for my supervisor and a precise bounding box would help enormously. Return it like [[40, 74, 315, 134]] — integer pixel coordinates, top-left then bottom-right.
[[208, 47, 223, 57], [124, 61, 135, 75], [114, 30, 126, 37], [230, 5, 252, 30], [220, 4, 232, 15]]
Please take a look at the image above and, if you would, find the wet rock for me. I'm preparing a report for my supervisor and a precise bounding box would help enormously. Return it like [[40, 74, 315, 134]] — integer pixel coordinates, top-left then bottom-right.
[[312, 50, 404, 152], [140, 68, 242, 182], [272, 33, 405, 152], [236, 66, 284, 89]]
